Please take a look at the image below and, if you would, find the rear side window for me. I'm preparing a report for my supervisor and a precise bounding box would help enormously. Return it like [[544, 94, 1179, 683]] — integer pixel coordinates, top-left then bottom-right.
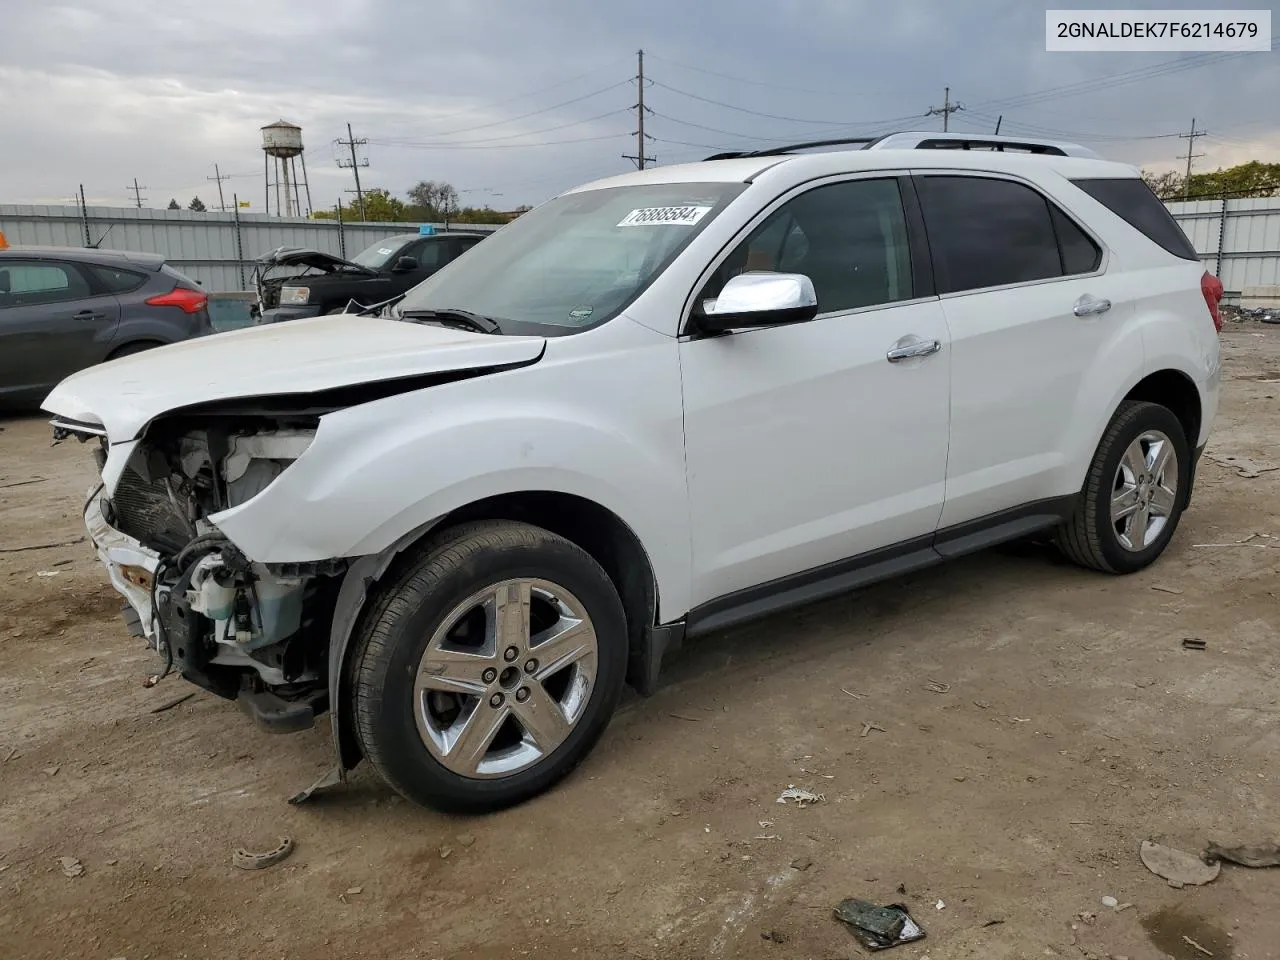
[[1050, 206, 1103, 274], [91, 265, 147, 293], [1070, 177, 1199, 260], [916, 176, 1065, 294]]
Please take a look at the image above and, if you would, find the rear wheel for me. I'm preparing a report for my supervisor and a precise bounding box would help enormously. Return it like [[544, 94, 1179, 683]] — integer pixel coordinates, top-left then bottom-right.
[[1057, 401, 1189, 574], [350, 521, 628, 813]]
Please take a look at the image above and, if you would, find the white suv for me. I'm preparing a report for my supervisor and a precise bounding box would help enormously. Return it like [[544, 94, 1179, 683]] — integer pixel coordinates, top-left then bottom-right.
[[43, 133, 1223, 812]]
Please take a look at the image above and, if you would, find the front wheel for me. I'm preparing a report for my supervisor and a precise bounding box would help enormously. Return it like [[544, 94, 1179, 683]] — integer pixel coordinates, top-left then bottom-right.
[[350, 521, 628, 813], [1057, 400, 1190, 574]]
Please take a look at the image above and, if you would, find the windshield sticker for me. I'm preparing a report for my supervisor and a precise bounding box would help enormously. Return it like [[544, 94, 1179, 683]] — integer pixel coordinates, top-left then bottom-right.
[[617, 205, 712, 227], [377, 247, 394, 255], [568, 306, 593, 321]]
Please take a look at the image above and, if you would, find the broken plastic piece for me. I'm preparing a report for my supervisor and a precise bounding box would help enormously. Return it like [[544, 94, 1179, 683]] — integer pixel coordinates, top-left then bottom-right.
[[776, 785, 823, 807], [1140, 840, 1220, 887], [1203, 840, 1280, 868], [288, 764, 345, 805], [834, 899, 925, 951], [232, 836, 294, 871], [1181, 638, 1207, 651]]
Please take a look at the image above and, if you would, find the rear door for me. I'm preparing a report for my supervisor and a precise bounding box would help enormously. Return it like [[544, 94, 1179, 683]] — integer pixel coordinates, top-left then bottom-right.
[[0, 258, 120, 395], [913, 172, 1137, 528]]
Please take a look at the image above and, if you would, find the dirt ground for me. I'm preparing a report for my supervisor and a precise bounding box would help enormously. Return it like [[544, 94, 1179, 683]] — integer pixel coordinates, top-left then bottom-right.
[[2, 325, 1278, 960]]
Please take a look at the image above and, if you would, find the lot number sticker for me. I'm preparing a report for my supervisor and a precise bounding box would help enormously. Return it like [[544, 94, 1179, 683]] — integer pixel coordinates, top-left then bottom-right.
[[617, 205, 712, 227]]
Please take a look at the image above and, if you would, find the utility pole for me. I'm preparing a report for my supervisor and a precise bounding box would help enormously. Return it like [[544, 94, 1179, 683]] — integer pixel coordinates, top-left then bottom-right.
[[622, 48, 655, 170], [128, 178, 148, 208], [336, 123, 369, 220], [994, 115, 1003, 135], [1178, 118, 1207, 199], [925, 87, 964, 132], [207, 163, 232, 212]]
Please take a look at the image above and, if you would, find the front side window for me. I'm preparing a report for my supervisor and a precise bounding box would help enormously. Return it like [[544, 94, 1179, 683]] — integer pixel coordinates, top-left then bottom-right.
[[916, 176, 1070, 294], [413, 240, 444, 267], [351, 237, 415, 270], [0, 261, 91, 307], [397, 182, 746, 333], [699, 178, 915, 316]]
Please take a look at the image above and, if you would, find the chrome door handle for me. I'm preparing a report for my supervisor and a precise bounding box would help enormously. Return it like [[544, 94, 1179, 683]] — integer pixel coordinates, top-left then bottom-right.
[[1073, 294, 1111, 317], [886, 338, 941, 362]]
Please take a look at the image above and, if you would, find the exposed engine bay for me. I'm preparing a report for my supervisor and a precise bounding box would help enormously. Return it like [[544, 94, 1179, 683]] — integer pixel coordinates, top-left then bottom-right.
[[68, 416, 346, 732]]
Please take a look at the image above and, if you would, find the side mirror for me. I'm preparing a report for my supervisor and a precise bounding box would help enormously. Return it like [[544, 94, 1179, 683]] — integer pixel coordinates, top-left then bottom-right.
[[393, 256, 419, 272], [694, 272, 819, 335]]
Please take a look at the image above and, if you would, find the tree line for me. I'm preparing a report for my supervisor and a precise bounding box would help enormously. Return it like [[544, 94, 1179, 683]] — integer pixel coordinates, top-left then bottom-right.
[[1141, 161, 1280, 201], [311, 181, 532, 224]]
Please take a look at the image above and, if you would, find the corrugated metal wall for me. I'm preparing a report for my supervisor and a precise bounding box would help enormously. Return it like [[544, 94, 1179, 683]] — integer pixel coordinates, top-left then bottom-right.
[[4, 197, 1278, 300], [0, 205, 502, 293], [1166, 197, 1280, 300]]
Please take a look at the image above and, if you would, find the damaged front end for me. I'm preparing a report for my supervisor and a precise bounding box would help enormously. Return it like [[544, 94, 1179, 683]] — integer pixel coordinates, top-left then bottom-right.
[[65, 413, 345, 733]]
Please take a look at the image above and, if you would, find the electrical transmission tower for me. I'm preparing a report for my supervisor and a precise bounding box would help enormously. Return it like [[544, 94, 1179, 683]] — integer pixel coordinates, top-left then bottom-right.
[[336, 123, 370, 220], [925, 87, 964, 132], [622, 48, 656, 170]]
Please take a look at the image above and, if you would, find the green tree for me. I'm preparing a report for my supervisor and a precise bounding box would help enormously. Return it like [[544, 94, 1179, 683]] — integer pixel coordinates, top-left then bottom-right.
[[188, 196, 207, 212], [1184, 160, 1280, 200], [166, 198, 180, 210], [1141, 169, 1184, 200]]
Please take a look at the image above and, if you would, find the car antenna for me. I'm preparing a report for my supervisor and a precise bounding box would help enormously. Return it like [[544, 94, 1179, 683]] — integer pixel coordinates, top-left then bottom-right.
[[87, 224, 115, 249]]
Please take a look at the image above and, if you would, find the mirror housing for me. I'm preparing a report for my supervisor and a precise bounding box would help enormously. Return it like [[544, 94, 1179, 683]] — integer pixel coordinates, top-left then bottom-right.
[[693, 272, 819, 335], [393, 256, 419, 272]]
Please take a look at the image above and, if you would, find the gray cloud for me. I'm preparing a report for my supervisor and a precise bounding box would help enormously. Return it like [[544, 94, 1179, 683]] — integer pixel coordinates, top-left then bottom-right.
[[1, 0, 1275, 210]]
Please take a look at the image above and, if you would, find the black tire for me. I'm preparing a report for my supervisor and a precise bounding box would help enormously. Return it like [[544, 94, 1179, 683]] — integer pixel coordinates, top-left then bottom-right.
[[1056, 400, 1190, 574], [349, 520, 628, 813], [105, 340, 163, 361]]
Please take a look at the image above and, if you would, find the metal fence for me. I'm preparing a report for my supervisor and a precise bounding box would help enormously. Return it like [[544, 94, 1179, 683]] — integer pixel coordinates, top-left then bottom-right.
[[1165, 196, 1280, 303], [4, 196, 1279, 301], [0, 204, 502, 293]]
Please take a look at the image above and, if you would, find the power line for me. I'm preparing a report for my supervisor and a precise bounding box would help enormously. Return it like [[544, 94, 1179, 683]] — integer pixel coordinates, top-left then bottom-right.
[[374, 80, 632, 142], [1178, 118, 1208, 198], [363, 132, 627, 152], [644, 53, 856, 98], [367, 109, 628, 148], [622, 48, 656, 170], [336, 122, 369, 219]]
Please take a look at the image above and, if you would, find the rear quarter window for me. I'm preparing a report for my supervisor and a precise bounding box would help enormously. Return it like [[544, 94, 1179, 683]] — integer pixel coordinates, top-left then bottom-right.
[[91, 265, 147, 293], [1070, 177, 1199, 261]]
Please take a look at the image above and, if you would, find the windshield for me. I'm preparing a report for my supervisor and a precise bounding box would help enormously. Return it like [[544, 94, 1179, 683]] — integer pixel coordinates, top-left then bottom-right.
[[397, 182, 746, 333], [350, 237, 413, 270]]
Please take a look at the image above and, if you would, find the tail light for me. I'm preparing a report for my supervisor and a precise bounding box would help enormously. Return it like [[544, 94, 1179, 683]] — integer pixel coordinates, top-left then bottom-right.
[[1201, 271, 1224, 333], [146, 286, 208, 314]]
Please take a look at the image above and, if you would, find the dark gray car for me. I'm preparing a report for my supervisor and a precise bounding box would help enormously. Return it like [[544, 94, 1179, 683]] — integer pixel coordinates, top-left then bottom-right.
[[0, 246, 213, 408]]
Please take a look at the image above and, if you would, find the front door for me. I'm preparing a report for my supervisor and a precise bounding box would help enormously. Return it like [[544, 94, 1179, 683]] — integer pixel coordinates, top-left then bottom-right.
[[680, 175, 951, 608], [0, 259, 120, 399]]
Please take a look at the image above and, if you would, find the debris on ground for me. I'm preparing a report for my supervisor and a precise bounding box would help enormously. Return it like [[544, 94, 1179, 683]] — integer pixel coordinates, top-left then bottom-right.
[[1139, 840, 1220, 887], [457, 833, 476, 848], [439, 845, 453, 859], [1150, 584, 1184, 595], [760, 929, 789, 943], [860, 722, 886, 737], [1101, 896, 1118, 908], [834, 898, 926, 951], [1183, 934, 1215, 957], [149, 692, 196, 714], [776, 786, 824, 807], [935, 899, 946, 911], [840, 687, 867, 700], [35, 571, 59, 578], [1181, 638, 1207, 651], [790, 857, 813, 871], [58, 856, 83, 878], [1203, 840, 1280, 868], [982, 918, 1005, 927], [924, 679, 951, 694], [1193, 531, 1280, 549], [231, 837, 294, 871]]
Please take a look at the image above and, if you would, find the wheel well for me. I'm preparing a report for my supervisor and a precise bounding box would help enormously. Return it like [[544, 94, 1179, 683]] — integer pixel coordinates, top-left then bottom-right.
[[1123, 370, 1201, 449], [106, 339, 165, 361], [436, 492, 659, 685]]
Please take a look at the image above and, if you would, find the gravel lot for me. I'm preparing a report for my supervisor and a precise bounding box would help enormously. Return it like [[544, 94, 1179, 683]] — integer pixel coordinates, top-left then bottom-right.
[[2, 324, 1278, 960]]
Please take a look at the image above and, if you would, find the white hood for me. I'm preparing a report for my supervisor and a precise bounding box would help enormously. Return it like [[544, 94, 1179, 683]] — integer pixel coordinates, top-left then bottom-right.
[[42, 314, 545, 441]]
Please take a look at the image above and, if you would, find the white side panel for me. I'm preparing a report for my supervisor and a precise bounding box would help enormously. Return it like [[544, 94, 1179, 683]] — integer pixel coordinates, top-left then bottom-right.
[[210, 317, 695, 621], [680, 301, 950, 607]]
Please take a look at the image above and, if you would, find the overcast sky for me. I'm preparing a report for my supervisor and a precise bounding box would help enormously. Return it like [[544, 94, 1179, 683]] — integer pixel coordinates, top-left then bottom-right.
[[1, 0, 1275, 212]]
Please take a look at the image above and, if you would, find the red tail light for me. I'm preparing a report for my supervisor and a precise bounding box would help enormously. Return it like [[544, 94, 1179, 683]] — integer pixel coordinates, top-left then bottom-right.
[[145, 286, 208, 314], [1201, 271, 1224, 333]]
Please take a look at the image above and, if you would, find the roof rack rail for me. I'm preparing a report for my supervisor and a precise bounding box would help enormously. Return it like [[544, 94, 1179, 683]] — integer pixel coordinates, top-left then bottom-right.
[[702, 131, 1101, 161]]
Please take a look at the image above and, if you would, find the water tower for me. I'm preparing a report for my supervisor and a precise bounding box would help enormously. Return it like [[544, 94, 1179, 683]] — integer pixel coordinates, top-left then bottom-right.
[[261, 119, 313, 218]]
